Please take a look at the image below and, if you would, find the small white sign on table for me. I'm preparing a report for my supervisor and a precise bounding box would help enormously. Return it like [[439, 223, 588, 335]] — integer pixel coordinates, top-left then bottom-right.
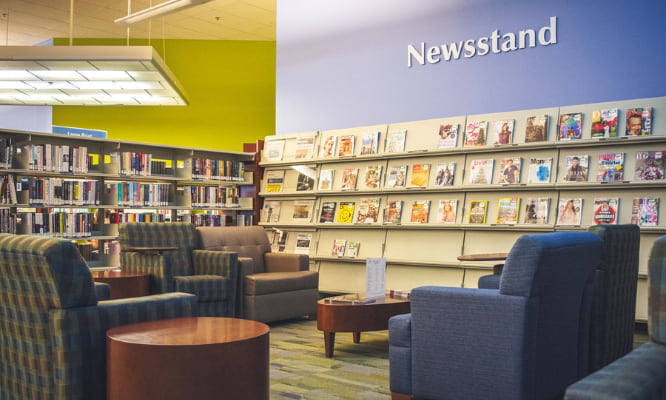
[[366, 258, 386, 299]]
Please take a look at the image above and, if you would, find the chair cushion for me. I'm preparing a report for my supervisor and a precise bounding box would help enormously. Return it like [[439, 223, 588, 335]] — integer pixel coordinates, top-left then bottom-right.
[[245, 271, 318, 296], [174, 275, 228, 302]]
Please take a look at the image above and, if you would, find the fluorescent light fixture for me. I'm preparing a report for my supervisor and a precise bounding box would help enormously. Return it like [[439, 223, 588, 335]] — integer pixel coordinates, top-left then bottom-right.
[[0, 46, 188, 106], [115, 0, 213, 25]]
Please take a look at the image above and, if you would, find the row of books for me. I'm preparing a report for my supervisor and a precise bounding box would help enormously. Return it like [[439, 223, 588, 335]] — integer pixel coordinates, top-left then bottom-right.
[[118, 152, 167, 177], [187, 186, 239, 208], [18, 211, 95, 237], [25, 144, 90, 173], [0, 209, 16, 234], [116, 182, 170, 207], [0, 136, 14, 169], [0, 175, 17, 204], [191, 158, 245, 181], [19, 177, 100, 206], [105, 211, 170, 223]]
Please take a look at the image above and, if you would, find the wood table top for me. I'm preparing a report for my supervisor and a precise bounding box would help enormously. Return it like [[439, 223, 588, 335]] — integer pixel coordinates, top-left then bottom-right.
[[127, 246, 179, 252], [91, 270, 148, 279], [457, 252, 509, 262]]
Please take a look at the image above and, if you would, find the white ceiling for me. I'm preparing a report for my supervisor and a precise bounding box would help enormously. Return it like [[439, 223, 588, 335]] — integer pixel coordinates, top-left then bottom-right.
[[0, 0, 276, 46]]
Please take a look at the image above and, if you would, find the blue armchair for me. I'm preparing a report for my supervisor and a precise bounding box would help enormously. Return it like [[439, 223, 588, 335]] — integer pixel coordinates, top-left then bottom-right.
[[389, 231, 603, 400]]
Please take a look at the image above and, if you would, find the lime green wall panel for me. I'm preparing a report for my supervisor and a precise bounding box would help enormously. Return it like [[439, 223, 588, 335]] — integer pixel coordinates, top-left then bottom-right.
[[52, 38, 275, 152]]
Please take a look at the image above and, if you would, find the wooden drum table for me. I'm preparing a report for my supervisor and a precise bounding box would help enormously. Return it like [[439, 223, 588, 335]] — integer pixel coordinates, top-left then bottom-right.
[[107, 317, 270, 400], [91, 270, 149, 299]]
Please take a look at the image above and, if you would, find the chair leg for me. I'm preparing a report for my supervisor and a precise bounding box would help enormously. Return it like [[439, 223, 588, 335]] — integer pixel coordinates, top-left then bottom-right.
[[391, 392, 412, 400]]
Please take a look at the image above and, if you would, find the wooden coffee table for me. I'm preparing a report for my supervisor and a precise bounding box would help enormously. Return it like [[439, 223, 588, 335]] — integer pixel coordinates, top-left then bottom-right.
[[457, 252, 509, 262], [91, 269, 149, 299], [317, 294, 410, 358], [107, 317, 270, 400]]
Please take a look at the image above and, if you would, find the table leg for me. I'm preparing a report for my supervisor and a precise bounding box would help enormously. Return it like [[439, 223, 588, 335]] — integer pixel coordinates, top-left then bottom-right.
[[324, 331, 335, 358], [352, 331, 361, 344]]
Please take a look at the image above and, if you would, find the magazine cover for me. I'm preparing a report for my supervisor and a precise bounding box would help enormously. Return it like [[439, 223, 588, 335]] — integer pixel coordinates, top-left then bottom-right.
[[438, 199, 457, 223], [497, 198, 520, 224], [345, 241, 360, 257], [635, 151, 665, 181], [341, 168, 359, 190], [557, 198, 583, 225], [559, 113, 583, 140], [464, 120, 488, 147], [597, 152, 624, 183], [591, 108, 618, 138], [363, 165, 382, 189], [409, 164, 430, 187], [360, 131, 380, 155], [383, 200, 403, 224], [490, 119, 515, 145], [261, 200, 281, 223], [437, 124, 458, 149], [525, 114, 549, 143], [338, 135, 355, 157], [319, 201, 336, 223], [626, 107, 653, 136], [631, 197, 659, 226], [296, 169, 316, 191], [528, 157, 552, 184], [356, 198, 380, 223], [593, 198, 619, 225], [294, 136, 315, 159], [294, 233, 313, 255], [332, 239, 346, 257], [497, 157, 521, 184], [523, 197, 550, 224], [318, 169, 334, 190], [469, 159, 494, 184], [265, 169, 285, 192], [272, 230, 288, 252], [434, 162, 455, 186], [563, 155, 589, 182], [385, 130, 407, 153], [264, 139, 285, 161], [292, 200, 314, 222], [386, 165, 408, 188], [410, 200, 430, 223], [337, 202, 356, 223], [319, 135, 338, 158], [468, 200, 488, 224]]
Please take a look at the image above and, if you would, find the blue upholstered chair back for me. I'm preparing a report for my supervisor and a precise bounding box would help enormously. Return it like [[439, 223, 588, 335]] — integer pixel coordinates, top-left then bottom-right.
[[649, 235, 666, 345]]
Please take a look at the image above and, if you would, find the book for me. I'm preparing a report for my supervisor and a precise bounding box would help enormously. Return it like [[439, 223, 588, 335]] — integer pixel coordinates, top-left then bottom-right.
[[320, 135, 338, 158], [626, 107, 653, 136], [318, 169, 334, 190], [363, 165, 382, 189], [319, 201, 337, 223], [591, 108, 618, 138], [468, 159, 494, 184], [341, 168, 359, 190], [631, 197, 659, 226], [497, 198, 520, 224], [557, 198, 583, 225], [356, 198, 380, 223], [292, 200, 314, 222], [296, 169, 316, 191], [360, 131, 381, 155], [434, 162, 455, 186], [464, 120, 488, 147], [272, 230, 288, 252], [593, 198, 619, 225], [332, 239, 346, 257], [497, 157, 521, 184], [385, 130, 407, 153], [597, 152, 624, 183], [345, 241, 360, 257], [383, 200, 403, 224], [337, 202, 356, 223], [468, 200, 488, 224], [410, 200, 430, 223], [265, 170, 285, 192], [523, 197, 550, 224], [437, 124, 458, 149], [338, 135, 355, 157], [490, 119, 515, 145], [438, 199, 457, 223], [525, 114, 549, 143], [294, 233, 313, 254], [295, 136, 316, 159], [409, 164, 430, 187], [528, 157, 552, 184], [386, 165, 408, 188], [563, 155, 589, 182], [559, 113, 582, 140], [324, 293, 376, 304], [261, 200, 281, 223], [635, 151, 665, 181], [264, 140, 285, 161]]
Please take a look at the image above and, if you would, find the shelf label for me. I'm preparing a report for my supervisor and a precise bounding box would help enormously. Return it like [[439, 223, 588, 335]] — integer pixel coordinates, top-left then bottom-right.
[[52, 125, 107, 139]]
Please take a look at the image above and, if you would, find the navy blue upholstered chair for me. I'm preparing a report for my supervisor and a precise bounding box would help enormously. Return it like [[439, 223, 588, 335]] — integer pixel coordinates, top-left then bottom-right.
[[389, 231, 603, 400]]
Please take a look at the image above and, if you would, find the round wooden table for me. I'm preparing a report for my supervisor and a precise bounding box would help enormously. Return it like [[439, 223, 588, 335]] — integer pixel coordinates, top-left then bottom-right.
[[107, 317, 270, 400], [91, 270, 149, 299]]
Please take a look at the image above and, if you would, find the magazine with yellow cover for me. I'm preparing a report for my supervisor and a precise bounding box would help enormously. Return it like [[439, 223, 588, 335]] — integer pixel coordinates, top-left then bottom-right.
[[409, 164, 430, 187], [337, 202, 355, 223], [468, 200, 488, 224], [496, 198, 520, 224]]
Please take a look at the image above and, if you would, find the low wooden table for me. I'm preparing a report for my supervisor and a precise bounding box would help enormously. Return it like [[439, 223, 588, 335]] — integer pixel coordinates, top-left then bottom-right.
[[126, 246, 178, 254], [107, 317, 270, 400], [317, 294, 410, 358], [91, 269, 150, 299], [457, 252, 509, 262]]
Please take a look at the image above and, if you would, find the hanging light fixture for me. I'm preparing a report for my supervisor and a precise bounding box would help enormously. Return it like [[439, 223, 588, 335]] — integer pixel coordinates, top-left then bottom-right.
[[115, 0, 214, 25]]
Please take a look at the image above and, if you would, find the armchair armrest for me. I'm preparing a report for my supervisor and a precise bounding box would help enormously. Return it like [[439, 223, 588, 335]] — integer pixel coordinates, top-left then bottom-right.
[[192, 249, 238, 278], [236, 256, 256, 318], [389, 313, 412, 396], [264, 252, 309, 272], [120, 252, 175, 294], [94, 282, 111, 301]]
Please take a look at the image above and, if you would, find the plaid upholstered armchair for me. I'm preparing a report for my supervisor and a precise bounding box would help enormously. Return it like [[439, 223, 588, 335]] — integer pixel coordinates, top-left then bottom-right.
[[0, 233, 197, 400], [119, 222, 238, 317]]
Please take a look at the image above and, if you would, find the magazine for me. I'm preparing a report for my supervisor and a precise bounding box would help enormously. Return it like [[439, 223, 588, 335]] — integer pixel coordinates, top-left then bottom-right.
[[557, 198, 583, 225], [626, 107, 653, 136], [634, 151, 665, 181], [338, 135, 355, 157], [363, 165, 382, 189], [631, 197, 659, 226], [294, 136, 316, 159], [410, 200, 430, 223], [528, 157, 552, 184], [523, 197, 550, 224], [356, 198, 380, 223], [437, 124, 458, 149], [438, 199, 457, 223], [497, 157, 521, 184], [559, 113, 582, 140], [525, 114, 549, 143], [265, 169, 285, 192], [383, 200, 403, 224], [385, 130, 407, 153], [591, 108, 618, 138], [319, 201, 336, 223], [272, 230, 288, 253], [332, 239, 346, 257], [593, 198, 619, 225], [386, 165, 408, 188], [468, 159, 494, 184], [434, 162, 455, 186], [497, 198, 520, 224], [294, 233, 313, 254], [468, 200, 488, 224], [345, 241, 360, 257], [319, 135, 338, 158], [360, 131, 380, 155], [464, 120, 488, 147], [490, 119, 514, 145], [292, 200, 315, 222], [264, 139, 285, 161], [260, 200, 281, 223], [563, 155, 589, 182], [341, 168, 359, 190], [597, 152, 624, 183], [409, 164, 430, 187], [318, 169, 334, 190], [296, 169, 316, 191], [337, 202, 356, 223]]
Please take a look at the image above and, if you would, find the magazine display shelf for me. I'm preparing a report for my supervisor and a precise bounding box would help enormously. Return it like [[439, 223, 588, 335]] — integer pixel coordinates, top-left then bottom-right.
[[259, 96, 666, 321]]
